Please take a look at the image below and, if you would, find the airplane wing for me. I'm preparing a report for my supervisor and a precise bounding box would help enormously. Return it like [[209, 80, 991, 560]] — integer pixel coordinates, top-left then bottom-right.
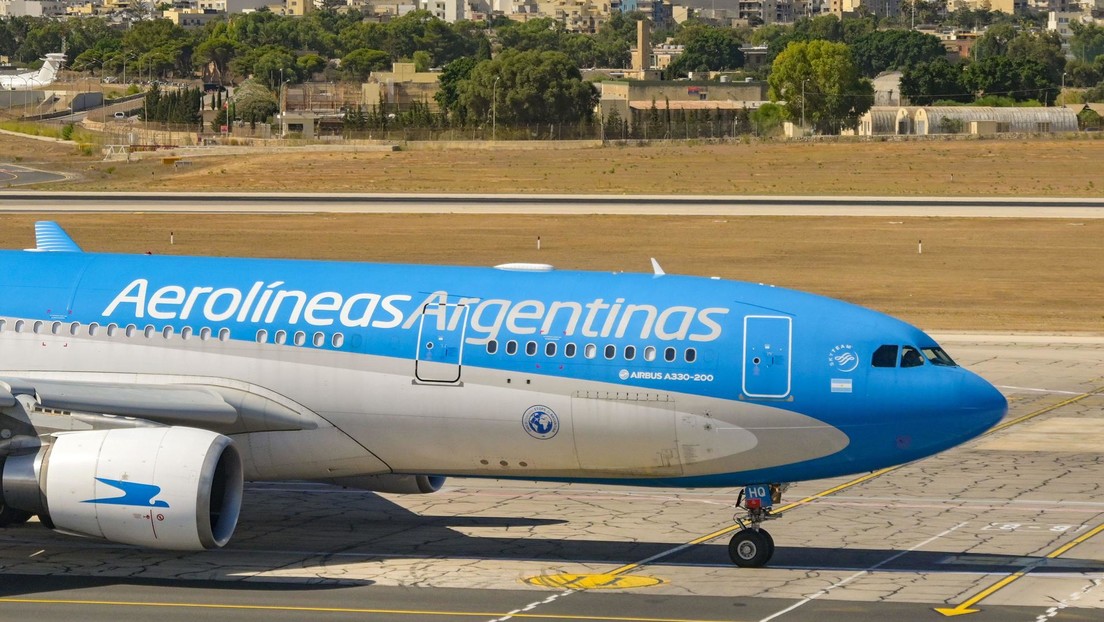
[[0, 375, 316, 435]]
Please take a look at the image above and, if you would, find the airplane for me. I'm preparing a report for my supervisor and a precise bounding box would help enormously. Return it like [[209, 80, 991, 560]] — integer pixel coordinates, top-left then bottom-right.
[[0, 221, 1006, 567], [0, 52, 66, 90]]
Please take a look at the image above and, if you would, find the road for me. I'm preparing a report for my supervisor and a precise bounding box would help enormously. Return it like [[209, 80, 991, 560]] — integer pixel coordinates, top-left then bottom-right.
[[1, 335, 1101, 622], [1, 192, 1104, 217]]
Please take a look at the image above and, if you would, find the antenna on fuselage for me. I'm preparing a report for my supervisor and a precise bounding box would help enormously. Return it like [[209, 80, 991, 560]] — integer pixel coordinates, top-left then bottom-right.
[[650, 258, 665, 276]]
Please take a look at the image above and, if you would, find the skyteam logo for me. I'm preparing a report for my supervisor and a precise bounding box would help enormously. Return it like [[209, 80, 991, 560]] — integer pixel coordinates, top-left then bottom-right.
[[828, 344, 859, 373], [83, 478, 169, 508], [523, 405, 559, 440]]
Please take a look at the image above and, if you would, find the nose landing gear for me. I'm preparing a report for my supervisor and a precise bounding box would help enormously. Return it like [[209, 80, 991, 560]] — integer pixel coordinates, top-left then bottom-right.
[[728, 484, 784, 568]]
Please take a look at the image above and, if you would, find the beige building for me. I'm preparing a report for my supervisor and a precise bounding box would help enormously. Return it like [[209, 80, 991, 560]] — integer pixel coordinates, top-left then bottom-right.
[[599, 79, 769, 130], [285, 0, 311, 15], [362, 62, 442, 111]]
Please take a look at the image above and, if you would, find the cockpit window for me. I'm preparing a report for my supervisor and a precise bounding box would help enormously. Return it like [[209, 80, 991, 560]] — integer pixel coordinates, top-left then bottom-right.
[[872, 345, 898, 368], [922, 347, 957, 367], [900, 346, 924, 368]]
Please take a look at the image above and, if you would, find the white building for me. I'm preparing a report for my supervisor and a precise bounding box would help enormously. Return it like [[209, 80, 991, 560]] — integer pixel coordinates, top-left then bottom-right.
[[0, 0, 68, 16]]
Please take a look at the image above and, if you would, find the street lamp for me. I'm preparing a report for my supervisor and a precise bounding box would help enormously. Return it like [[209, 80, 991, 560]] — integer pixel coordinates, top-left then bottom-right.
[[801, 78, 809, 130], [492, 76, 500, 142], [1061, 72, 1068, 104]]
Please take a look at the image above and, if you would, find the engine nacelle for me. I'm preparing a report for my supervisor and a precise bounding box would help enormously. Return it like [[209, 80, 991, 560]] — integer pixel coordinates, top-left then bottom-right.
[[330, 474, 445, 495], [2, 426, 242, 550]]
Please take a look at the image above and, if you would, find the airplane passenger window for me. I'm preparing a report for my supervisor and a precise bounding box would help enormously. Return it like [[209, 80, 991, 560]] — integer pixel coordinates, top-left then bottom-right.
[[564, 343, 577, 358], [545, 342, 557, 357], [69, 322, 80, 336], [332, 333, 344, 348], [901, 346, 924, 368], [144, 325, 155, 338], [486, 340, 498, 355], [293, 331, 306, 346], [180, 327, 193, 340], [15, 320, 25, 333], [584, 344, 597, 359], [275, 330, 287, 345], [644, 346, 656, 361], [313, 332, 325, 347], [107, 323, 118, 337], [125, 324, 136, 337], [525, 341, 537, 356], [0, 319, 5, 332], [88, 323, 100, 336], [33, 320, 43, 334], [624, 345, 636, 360], [162, 326, 174, 339], [256, 329, 268, 343], [922, 347, 957, 367], [685, 348, 697, 363], [218, 328, 230, 342], [664, 347, 676, 362], [871, 345, 898, 368], [505, 340, 518, 355], [604, 344, 616, 359], [52, 321, 62, 335], [200, 327, 212, 341]]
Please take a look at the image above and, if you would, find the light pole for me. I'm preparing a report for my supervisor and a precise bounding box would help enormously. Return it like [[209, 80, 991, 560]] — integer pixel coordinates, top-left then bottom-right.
[[492, 76, 500, 142], [1061, 72, 1067, 105], [801, 78, 809, 131]]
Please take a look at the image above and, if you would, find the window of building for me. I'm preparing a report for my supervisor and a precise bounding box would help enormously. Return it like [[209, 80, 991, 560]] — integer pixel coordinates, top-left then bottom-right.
[[872, 345, 898, 368]]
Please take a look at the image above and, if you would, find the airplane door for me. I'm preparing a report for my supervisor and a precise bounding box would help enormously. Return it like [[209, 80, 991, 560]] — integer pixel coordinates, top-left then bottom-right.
[[742, 315, 792, 399], [415, 303, 467, 383]]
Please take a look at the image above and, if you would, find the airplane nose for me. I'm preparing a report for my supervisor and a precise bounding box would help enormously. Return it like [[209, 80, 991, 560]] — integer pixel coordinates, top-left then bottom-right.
[[958, 371, 1007, 439]]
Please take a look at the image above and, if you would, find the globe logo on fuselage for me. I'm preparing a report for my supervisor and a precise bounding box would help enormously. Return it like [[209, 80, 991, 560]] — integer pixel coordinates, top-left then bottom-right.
[[524, 405, 559, 440], [828, 344, 859, 373]]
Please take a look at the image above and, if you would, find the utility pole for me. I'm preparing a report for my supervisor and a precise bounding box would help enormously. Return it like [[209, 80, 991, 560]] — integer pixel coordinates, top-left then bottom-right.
[[492, 76, 500, 142]]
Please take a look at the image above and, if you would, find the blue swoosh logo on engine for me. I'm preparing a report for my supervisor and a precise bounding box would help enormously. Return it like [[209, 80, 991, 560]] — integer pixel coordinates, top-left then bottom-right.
[[82, 477, 169, 508]]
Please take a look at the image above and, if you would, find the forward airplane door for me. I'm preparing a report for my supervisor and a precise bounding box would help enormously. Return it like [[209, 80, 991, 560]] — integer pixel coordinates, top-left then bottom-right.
[[415, 303, 468, 383], [742, 315, 792, 399]]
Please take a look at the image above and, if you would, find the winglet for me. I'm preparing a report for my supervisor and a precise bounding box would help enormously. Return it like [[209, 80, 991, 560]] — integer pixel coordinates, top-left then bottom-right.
[[650, 258, 665, 276], [31, 221, 83, 252]]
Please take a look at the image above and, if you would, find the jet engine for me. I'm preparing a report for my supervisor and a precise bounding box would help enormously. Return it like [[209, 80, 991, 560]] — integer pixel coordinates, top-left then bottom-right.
[[330, 474, 446, 494], [2, 426, 242, 550]]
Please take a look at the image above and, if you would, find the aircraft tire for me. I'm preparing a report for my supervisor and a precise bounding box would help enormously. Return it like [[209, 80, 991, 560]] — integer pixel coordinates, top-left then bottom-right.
[[728, 528, 773, 568]]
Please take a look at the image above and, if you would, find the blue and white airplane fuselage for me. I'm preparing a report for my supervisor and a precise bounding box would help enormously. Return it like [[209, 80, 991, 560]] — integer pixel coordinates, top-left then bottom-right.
[[0, 223, 1006, 564]]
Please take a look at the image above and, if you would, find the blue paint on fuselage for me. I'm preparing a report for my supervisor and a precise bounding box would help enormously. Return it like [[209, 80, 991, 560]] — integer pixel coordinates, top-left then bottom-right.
[[0, 249, 1007, 486]]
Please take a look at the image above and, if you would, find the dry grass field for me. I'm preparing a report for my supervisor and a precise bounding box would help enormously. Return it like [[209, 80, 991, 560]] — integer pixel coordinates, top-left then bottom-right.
[[0, 213, 1100, 334], [2, 133, 1101, 334], [2, 132, 1104, 196]]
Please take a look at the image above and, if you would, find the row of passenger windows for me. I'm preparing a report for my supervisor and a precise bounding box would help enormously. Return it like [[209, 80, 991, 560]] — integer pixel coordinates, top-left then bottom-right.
[[255, 329, 344, 349], [0, 318, 231, 342], [871, 344, 957, 368], [485, 339, 697, 363]]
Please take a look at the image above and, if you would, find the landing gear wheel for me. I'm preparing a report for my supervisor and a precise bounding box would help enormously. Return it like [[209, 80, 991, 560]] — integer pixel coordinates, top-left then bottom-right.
[[728, 528, 773, 568]]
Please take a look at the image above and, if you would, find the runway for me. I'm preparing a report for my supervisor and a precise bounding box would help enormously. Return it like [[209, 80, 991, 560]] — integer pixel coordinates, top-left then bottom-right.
[[1, 191, 1104, 217], [1, 335, 1101, 621]]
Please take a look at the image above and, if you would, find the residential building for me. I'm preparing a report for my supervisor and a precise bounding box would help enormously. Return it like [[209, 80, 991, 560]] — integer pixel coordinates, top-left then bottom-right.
[[165, 8, 225, 26], [0, 0, 67, 17], [362, 62, 441, 111]]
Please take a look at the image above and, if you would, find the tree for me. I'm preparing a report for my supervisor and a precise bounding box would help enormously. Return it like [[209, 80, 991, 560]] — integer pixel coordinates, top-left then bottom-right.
[[434, 56, 478, 123], [457, 48, 597, 129], [900, 58, 970, 104], [849, 29, 946, 77], [341, 48, 389, 81], [750, 102, 786, 136], [669, 23, 744, 76], [963, 56, 1056, 103], [194, 36, 239, 84], [232, 78, 278, 128], [1069, 21, 1104, 64], [768, 40, 874, 134]]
